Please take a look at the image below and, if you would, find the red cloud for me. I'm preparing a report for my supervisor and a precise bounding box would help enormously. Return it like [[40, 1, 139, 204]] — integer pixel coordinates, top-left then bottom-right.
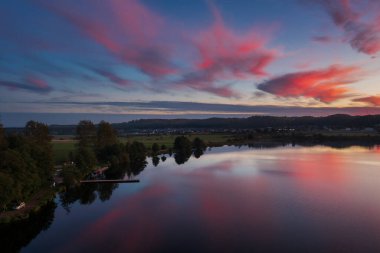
[[353, 96, 380, 106], [257, 65, 361, 103], [42, 0, 175, 77], [314, 0, 380, 55], [194, 3, 277, 77], [175, 2, 278, 98]]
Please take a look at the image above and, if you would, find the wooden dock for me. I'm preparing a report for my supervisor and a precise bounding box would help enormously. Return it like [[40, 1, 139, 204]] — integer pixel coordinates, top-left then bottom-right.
[[80, 179, 140, 183]]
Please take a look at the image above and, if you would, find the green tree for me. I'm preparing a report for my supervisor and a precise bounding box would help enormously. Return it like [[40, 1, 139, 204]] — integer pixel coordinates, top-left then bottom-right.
[[75, 121, 97, 174], [192, 137, 206, 150], [76, 120, 96, 148], [174, 136, 192, 154], [96, 121, 118, 150], [24, 121, 53, 184]]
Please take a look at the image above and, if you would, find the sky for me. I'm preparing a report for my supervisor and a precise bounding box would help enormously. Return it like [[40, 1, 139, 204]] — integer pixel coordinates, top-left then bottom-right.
[[1, 0, 380, 126]]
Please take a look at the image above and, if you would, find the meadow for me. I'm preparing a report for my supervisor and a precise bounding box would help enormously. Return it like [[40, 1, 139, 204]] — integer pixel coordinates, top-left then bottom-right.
[[52, 134, 232, 164]]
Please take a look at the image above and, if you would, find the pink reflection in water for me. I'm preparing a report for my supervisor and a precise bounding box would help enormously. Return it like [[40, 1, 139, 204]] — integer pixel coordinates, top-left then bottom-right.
[[57, 146, 380, 252]]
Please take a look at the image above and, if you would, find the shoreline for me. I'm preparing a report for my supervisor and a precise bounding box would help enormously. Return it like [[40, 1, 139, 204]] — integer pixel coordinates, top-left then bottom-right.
[[0, 189, 55, 224]]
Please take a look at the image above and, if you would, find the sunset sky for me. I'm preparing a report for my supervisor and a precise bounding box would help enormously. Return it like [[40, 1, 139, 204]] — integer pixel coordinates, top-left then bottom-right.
[[1, 0, 380, 126]]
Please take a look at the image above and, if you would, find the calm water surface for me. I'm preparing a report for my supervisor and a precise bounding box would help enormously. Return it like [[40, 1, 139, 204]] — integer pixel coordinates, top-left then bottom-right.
[[4, 145, 380, 252]]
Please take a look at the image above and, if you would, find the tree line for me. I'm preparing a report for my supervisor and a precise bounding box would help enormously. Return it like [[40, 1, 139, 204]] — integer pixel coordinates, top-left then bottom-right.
[[110, 114, 380, 131], [0, 119, 209, 211], [0, 121, 53, 211]]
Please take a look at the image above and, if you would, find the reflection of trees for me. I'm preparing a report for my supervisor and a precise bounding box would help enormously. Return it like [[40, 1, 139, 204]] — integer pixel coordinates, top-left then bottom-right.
[[128, 159, 147, 177], [152, 156, 160, 167], [79, 183, 97, 205], [173, 136, 193, 165], [193, 138, 206, 159], [59, 182, 120, 213], [97, 183, 118, 202], [193, 148, 204, 159], [174, 151, 192, 165], [0, 201, 56, 253]]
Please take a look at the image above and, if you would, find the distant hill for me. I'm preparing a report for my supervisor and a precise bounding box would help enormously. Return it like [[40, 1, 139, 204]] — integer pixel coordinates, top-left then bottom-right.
[[36, 114, 380, 135], [124, 114, 380, 129]]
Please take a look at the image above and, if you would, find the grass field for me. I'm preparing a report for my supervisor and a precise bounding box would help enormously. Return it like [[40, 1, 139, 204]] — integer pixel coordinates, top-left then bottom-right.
[[52, 133, 232, 164], [52, 140, 77, 164]]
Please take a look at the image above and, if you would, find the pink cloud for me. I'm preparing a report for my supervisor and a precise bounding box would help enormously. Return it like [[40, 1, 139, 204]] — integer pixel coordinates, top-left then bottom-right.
[[41, 0, 175, 77], [315, 0, 380, 55], [353, 95, 380, 106], [194, 3, 277, 77], [257, 64, 361, 103], [175, 2, 278, 98]]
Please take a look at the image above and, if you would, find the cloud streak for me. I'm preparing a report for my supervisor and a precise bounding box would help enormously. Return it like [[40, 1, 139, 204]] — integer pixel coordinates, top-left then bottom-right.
[[314, 0, 380, 55], [40, 100, 380, 115], [257, 65, 361, 103], [353, 96, 380, 106], [40, 0, 176, 78], [90, 68, 131, 87], [0, 76, 52, 93]]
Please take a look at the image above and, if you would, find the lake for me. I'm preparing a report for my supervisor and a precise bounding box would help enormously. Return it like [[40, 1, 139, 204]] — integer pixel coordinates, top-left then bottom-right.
[[2, 144, 380, 252]]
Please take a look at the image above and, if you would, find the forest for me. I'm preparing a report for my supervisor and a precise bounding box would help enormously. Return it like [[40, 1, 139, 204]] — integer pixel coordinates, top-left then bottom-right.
[[0, 120, 206, 212]]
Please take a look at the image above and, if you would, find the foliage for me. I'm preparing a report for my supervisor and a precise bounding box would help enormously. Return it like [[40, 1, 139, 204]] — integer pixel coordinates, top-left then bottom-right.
[[173, 136, 192, 165], [174, 136, 192, 153], [76, 120, 96, 148], [0, 121, 53, 210], [74, 120, 97, 173], [96, 121, 118, 161]]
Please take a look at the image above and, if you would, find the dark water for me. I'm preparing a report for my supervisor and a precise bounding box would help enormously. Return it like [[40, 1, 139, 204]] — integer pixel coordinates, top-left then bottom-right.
[[3, 145, 380, 252]]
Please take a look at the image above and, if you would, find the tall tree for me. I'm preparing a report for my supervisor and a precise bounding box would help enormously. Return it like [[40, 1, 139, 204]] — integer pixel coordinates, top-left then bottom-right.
[[96, 121, 118, 149], [174, 136, 192, 154], [96, 121, 118, 162], [24, 121, 53, 184], [76, 120, 96, 148], [75, 120, 97, 173]]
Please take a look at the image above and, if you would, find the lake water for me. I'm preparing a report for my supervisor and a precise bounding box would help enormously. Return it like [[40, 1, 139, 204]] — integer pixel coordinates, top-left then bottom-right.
[[3, 144, 380, 252]]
